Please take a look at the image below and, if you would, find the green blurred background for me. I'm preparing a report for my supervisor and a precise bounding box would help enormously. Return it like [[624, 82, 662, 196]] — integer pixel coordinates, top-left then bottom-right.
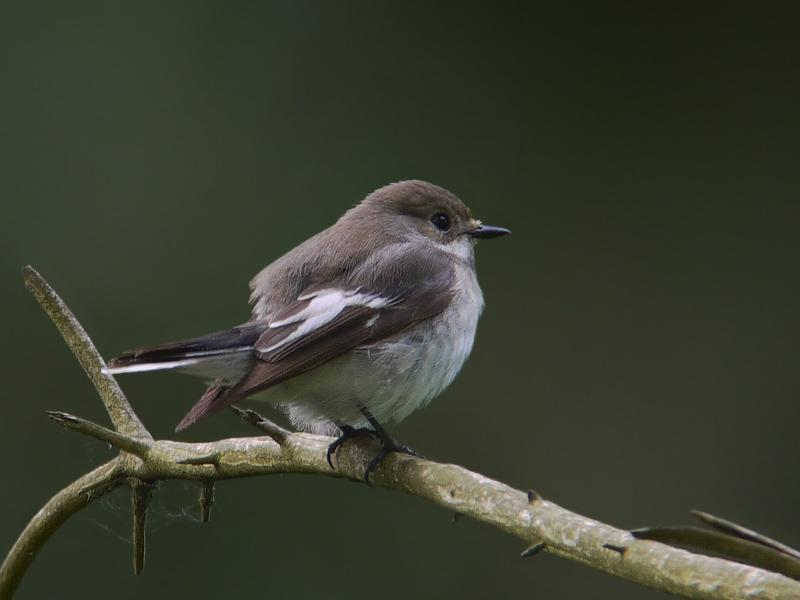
[[1, 2, 798, 598]]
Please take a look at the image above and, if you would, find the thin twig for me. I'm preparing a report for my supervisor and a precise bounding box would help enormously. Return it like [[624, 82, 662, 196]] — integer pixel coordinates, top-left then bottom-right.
[[22, 266, 151, 440], [47, 411, 151, 458], [230, 406, 289, 443]]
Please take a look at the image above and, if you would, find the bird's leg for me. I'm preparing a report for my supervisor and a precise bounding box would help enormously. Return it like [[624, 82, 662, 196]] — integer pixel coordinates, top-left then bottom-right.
[[326, 424, 377, 469], [359, 407, 423, 482]]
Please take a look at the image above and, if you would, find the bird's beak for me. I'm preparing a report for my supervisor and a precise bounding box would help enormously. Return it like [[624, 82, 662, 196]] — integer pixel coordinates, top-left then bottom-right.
[[469, 223, 511, 239]]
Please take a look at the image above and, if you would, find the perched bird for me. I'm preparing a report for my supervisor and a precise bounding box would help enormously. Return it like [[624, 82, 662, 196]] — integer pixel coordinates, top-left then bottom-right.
[[106, 180, 509, 478]]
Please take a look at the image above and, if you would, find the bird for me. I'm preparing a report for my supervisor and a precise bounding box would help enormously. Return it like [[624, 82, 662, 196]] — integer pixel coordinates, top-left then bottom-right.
[[105, 180, 510, 479]]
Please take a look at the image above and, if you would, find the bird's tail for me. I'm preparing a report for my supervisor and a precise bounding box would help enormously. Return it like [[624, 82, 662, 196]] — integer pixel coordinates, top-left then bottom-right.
[[174, 378, 232, 432], [104, 323, 264, 377]]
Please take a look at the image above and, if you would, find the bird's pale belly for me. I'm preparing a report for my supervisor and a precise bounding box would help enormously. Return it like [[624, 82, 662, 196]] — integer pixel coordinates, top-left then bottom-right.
[[260, 270, 484, 435]]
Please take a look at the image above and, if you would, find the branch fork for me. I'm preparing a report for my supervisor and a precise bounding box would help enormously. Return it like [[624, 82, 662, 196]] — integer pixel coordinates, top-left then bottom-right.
[[1, 266, 798, 600]]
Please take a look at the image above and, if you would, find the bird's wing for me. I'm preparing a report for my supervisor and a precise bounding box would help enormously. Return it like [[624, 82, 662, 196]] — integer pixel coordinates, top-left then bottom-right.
[[175, 249, 455, 430]]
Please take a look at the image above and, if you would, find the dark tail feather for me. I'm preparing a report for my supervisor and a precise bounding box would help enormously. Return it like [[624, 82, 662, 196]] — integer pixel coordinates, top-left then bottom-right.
[[106, 324, 264, 374], [175, 362, 270, 431], [175, 379, 233, 432]]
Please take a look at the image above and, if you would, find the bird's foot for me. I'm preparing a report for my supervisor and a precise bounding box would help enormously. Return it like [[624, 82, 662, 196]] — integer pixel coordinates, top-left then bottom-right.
[[357, 407, 423, 483], [328, 409, 424, 483], [363, 435, 422, 483], [326, 425, 377, 469]]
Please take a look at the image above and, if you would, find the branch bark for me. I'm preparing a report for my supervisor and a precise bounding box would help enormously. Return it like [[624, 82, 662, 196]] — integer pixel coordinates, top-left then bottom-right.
[[2, 266, 798, 600]]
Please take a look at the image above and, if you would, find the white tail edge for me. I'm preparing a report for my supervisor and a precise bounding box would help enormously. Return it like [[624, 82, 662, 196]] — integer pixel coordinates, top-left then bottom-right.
[[102, 358, 203, 375]]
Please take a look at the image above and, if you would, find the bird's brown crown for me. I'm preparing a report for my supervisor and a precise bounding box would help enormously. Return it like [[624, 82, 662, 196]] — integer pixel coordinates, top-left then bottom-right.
[[362, 180, 473, 222]]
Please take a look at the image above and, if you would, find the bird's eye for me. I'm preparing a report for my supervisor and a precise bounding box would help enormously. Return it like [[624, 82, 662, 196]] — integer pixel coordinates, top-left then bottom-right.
[[431, 213, 450, 231]]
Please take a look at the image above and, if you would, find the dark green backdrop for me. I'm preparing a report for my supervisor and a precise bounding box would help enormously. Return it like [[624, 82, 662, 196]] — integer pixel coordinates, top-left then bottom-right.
[[2, 3, 798, 598]]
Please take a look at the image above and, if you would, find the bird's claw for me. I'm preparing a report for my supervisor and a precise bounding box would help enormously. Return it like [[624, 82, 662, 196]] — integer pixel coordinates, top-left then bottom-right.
[[326, 425, 377, 469], [328, 408, 424, 483], [363, 440, 421, 483]]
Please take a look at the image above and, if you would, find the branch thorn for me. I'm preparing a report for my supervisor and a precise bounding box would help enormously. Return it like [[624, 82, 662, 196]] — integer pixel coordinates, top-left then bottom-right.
[[603, 543, 628, 556], [177, 453, 221, 467], [200, 482, 215, 523], [131, 479, 156, 575], [520, 542, 546, 558]]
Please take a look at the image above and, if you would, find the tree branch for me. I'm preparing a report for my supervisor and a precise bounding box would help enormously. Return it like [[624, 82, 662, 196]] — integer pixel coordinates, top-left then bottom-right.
[[0, 460, 125, 598], [22, 266, 150, 441], [3, 266, 799, 600]]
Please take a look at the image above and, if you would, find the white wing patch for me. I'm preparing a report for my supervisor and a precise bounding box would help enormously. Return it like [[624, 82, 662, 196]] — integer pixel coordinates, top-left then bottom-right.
[[259, 289, 392, 353]]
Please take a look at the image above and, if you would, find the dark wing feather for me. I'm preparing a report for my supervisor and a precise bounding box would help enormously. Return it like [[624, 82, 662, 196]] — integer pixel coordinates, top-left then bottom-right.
[[175, 257, 455, 430], [234, 276, 453, 397], [255, 304, 376, 362]]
